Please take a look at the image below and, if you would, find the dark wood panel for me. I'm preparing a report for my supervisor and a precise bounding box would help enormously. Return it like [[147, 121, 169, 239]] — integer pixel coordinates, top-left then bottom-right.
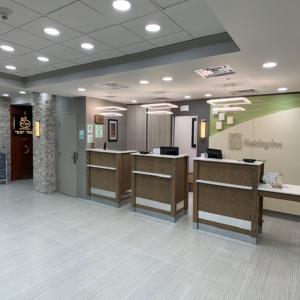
[[135, 156, 173, 175], [259, 191, 300, 203], [89, 168, 116, 192], [89, 152, 116, 167], [119, 153, 132, 195]]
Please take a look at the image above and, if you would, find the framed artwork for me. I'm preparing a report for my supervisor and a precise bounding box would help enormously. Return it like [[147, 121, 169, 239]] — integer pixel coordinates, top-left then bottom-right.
[[108, 119, 118, 142], [94, 115, 104, 124], [191, 117, 197, 148]]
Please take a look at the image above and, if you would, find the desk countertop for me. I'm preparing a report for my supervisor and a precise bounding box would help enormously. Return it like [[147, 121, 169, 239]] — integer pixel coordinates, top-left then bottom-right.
[[259, 183, 300, 197], [131, 153, 189, 159], [86, 149, 136, 154], [193, 157, 265, 166]]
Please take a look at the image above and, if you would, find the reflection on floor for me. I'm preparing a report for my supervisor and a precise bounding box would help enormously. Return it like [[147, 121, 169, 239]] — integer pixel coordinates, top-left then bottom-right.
[[0, 180, 299, 299]]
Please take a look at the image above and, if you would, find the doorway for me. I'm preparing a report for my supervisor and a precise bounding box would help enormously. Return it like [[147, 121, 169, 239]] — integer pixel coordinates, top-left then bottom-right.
[[10, 105, 33, 180], [57, 113, 78, 197]]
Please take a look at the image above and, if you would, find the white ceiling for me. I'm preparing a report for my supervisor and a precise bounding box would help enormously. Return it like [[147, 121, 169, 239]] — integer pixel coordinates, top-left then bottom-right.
[[0, 0, 224, 76]]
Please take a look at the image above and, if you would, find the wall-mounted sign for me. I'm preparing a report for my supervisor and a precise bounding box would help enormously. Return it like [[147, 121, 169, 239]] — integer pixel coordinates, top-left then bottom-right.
[[229, 133, 242, 150], [79, 130, 85, 140], [94, 115, 104, 124], [87, 134, 94, 144], [87, 124, 93, 134], [12, 114, 33, 135], [180, 105, 189, 112], [95, 124, 103, 139]]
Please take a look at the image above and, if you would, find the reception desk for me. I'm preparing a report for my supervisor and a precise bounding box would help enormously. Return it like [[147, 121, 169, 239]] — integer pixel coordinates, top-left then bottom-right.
[[87, 149, 135, 207], [131, 153, 189, 222], [193, 157, 265, 243]]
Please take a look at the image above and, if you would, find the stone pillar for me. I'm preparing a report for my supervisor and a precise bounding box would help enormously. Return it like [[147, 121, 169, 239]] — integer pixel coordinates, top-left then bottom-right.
[[32, 93, 56, 193], [0, 98, 11, 180]]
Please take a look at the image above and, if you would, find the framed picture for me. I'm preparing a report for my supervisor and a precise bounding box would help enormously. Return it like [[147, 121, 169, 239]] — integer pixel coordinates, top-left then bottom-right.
[[108, 119, 118, 142], [94, 114, 104, 124], [191, 117, 197, 148]]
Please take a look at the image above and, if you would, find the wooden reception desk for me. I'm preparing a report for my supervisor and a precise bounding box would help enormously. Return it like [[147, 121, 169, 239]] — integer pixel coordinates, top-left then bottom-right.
[[87, 149, 136, 207], [193, 157, 265, 243], [131, 153, 189, 222]]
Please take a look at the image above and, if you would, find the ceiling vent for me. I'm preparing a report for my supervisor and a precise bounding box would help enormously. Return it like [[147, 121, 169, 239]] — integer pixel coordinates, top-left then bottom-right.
[[102, 82, 128, 89], [231, 89, 258, 95], [151, 97, 171, 101], [194, 65, 235, 79]]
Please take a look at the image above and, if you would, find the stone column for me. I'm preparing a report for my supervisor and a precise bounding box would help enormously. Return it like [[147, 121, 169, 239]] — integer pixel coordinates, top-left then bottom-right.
[[32, 93, 56, 193], [0, 98, 11, 181]]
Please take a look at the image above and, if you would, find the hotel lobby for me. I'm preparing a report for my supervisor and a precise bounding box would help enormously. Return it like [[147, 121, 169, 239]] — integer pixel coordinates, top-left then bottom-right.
[[0, 0, 299, 299]]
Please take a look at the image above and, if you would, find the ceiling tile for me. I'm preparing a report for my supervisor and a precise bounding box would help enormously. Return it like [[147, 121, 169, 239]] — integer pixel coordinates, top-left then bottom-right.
[[20, 69, 41, 76], [0, 40, 32, 60], [0, 0, 40, 27], [89, 25, 143, 48], [50, 61, 76, 70], [122, 11, 182, 39], [1, 29, 54, 50], [21, 17, 81, 43], [72, 49, 125, 65], [119, 41, 154, 54], [152, 0, 188, 9], [62, 36, 111, 55], [14, 0, 76, 15], [150, 31, 191, 47], [42, 44, 84, 60], [0, 22, 14, 35], [82, 0, 158, 23], [164, 0, 225, 38], [48, 2, 114, 34]]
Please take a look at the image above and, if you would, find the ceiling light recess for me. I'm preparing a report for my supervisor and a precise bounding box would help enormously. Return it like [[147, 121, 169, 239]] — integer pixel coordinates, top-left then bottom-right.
[[184, 95, 191, 99], [44, 27, 60, 36], [2, 93, 9, 97], [131, 100, 137, 103], [145, 24, 161, 33], [77, 88, 86, 92], [139, 80, 149, 85], [19, 91, 26, 95], [113, 0, 131, 11], [141, 103, 178, 110], [37, 56, 49, 62], [146, 110, 173, 115], [162, 76, 173, 82], [204, 93, 212, 98], [100, 112, 123, 117], [81, 42, 94, 50], [96, 106, 127, 111], [213, 107, 245, 114], [0, 45, 14, 52], [207, 97, 251, 106], [5, 65, 16, 70], [277, 87, 288, 92], [194, 65, 235, 79], [262, 62, 277, 69]]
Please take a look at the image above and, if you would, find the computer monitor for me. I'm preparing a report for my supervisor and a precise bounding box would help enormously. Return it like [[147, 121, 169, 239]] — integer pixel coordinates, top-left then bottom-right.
[[207, 148, 223, 159], [160, 146, 179, 156]]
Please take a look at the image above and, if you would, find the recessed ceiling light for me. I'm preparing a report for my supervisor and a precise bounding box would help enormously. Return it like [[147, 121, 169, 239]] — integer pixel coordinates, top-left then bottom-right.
[[207, 97, 251, 106], [162, 76, 173, 82], [145, 24, 161, 33], [2, 93, 9, 97], [0, 45, 14, 52], [81, 42, 94, 50], [44, 27, 60, 36], [184, 95, 191, 99], [205, 93, 212, 97], [77, 88, 86, 92], [277, 87, 288, 92], [262, 62, 277, 69], [146, 110, 173, 115], [37, 56, 49, 62], [213, 107, 246, 114], [19, 91, 26, 95], [131, 100, 137, 103], [140, 80, 149, 85], [96, 106, 127, 111], [142, 103, 178, 110], [112, 0, 131, 11], [100, 112, 123, 117], [5, 65, 16, 70]]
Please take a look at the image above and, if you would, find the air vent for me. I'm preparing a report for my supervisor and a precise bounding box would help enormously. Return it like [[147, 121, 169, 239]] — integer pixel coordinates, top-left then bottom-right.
[[231, 89, 258, 95], [102, 82, 128, 89], [151, 97, 170, 101], [194, 65, 235, 78]]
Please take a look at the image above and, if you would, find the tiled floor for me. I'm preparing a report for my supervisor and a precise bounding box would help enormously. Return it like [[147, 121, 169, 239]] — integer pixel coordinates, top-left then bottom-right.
[[0, 180, 299, 299]]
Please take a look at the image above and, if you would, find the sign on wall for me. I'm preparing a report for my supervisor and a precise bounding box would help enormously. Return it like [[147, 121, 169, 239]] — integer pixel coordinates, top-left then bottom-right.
[[12, 114, 33, 135]]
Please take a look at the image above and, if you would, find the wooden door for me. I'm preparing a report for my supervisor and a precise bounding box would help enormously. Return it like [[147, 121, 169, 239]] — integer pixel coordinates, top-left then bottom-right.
[[10, 105, 33, 180]]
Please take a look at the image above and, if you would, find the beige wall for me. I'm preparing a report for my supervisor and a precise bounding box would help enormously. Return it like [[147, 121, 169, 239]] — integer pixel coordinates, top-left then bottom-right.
[[210, 108, 300, 216]]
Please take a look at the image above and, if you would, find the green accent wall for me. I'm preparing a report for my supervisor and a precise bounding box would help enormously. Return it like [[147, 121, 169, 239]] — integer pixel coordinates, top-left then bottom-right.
[[210, 93, 300, 135]]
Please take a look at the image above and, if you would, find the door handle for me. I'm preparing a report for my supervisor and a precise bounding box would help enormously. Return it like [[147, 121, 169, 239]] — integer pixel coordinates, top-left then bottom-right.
[[71, 152, 78, 164], [24, 145, 30, 154]]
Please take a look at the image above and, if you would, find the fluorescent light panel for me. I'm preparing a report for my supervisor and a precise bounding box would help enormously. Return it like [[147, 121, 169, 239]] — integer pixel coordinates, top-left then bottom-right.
[[141, 103, 178, 110], [213, 107, 246, 113], [100, 112, 123, 116], [96, 106, 127, 111], [146, 110, 173, 115], [207, 97, 251, 106]]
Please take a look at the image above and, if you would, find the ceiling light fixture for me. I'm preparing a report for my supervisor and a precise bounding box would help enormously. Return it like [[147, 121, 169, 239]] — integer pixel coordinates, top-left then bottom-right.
[[0, 45, 14, 52], [145, 24, 161, 33], [184, 95, 191, 99], [2, 93, 9, 97], [146, 110, 173, 115], [204, 93, 212, 97], [19, 91, 26, 95], [44, 27, 60, 36], [5, 65, 16, 70], [141, 103, 178, 110], [131, 100, 137, 103], [100, 112, 123, 117], [207, 97, 251, 106], [37, 56, 49, 62], [81, 42, 94, 50], [162, 76, 173, 82], [277, 87, 288, 92], [112, 0, 131, 11], [262, 62, 277, 69], [96, 106, 127, 111], [139, 80, 149, 85], [77, 88, 86, 92], [212, 107, 246, 114]]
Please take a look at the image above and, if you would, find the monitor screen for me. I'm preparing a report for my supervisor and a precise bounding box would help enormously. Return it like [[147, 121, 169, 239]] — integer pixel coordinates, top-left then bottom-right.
[[207, 148, 223, 159], [160, 147, 179, 156]]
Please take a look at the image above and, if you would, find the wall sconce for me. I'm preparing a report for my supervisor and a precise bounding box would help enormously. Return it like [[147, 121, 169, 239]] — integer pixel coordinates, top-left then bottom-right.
[[35, 121, 41, 137], [200, 119, 207, 140]]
